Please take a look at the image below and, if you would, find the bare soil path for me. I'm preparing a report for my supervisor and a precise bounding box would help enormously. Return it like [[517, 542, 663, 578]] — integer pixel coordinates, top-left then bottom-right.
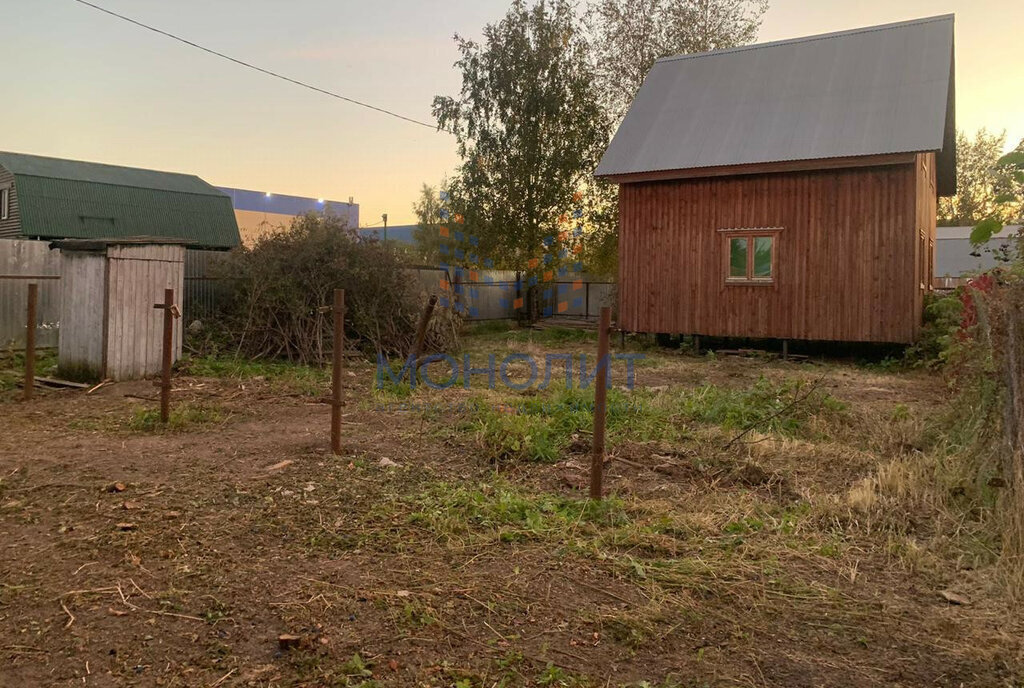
[[1, 343, 1019, 687]]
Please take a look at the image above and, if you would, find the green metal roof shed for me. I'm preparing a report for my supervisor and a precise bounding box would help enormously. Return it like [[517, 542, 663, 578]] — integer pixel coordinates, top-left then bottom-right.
[[0, 151, 240, 249]]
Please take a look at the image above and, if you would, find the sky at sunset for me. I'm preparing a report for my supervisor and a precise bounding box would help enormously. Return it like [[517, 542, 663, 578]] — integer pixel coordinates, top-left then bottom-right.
[[4, 0, 1022, 226]]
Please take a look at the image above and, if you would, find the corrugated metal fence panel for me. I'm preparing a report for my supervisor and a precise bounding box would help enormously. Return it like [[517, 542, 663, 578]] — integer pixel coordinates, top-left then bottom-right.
[[0, 239, 61, 349], [413, 268, 615, 321], [410, 267, 447, 298]]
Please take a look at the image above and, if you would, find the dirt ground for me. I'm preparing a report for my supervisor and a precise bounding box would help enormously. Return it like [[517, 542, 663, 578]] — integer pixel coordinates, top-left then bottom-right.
[[1, 334, 1021, 687]]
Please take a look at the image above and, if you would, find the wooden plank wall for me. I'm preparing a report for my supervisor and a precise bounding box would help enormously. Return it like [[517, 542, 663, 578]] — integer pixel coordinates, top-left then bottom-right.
[[617, 161, 922, 343], [0, 239, 61, 349], [58, 252, 106, 377], [915, 152, 939, 336], [105, 245, 185, 380], [0, 166, 20, 238]]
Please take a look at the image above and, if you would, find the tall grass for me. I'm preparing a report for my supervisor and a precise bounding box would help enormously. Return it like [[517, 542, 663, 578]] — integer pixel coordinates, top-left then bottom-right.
[[462, 377, 847, 463], [841, 288, 1018, 586]]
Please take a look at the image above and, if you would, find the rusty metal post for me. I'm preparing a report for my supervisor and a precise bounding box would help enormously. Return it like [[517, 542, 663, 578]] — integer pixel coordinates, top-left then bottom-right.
[[410, 294, 439, 365], [591, 306, 612, 500], [23, 283, 38, 401], [331, 288, 345, 455], [159, 288, 174, 423]]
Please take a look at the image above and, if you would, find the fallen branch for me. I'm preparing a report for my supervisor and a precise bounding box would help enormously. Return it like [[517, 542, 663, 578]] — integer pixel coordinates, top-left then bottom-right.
[[723, 371, 829, 450], [86, 379, 112, 395], [60, 599, 75, 629], [211, 668, 237, 687]]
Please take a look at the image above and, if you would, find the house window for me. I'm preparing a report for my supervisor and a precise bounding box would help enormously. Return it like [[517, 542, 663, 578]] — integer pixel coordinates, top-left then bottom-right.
[[919, 229, 927, 290], [722, 228, 779, 283], [0, 187, 8, 221], [928, 238, 934, 291]]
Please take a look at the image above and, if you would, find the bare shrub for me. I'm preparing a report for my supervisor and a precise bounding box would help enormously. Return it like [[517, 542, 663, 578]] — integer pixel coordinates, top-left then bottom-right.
[[218, 213, 458, 363]]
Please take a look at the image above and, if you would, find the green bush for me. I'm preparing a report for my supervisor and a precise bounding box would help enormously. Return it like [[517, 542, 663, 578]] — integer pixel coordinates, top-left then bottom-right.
[[905, 291, 964, 366]]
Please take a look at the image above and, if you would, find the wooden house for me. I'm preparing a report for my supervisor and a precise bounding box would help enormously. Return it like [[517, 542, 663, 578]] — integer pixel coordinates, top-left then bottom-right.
[[595, 15, 957, 344]]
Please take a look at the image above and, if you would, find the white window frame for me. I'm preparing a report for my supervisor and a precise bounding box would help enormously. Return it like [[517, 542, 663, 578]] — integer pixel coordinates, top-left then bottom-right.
[[0, 187, 9, 221]]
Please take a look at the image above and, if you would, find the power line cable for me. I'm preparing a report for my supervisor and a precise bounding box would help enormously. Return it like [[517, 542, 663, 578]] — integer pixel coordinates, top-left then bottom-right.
[[70, 0, 442, 132]]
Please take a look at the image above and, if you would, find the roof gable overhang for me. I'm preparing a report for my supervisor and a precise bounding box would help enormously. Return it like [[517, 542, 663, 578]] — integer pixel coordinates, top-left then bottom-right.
[[596, 15, 957, 197], [599, 152, 918, 185]]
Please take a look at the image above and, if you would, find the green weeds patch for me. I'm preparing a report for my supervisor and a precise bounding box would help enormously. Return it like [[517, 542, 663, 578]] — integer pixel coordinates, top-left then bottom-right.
[[459, 376, 844, 463], [178, 354, 328, 396], [673, 376, 846, 437], [125, 403, 226, 432], [0, 349, 58, 396], [408, 481, 628, 544], [465, 385, 667, 462]]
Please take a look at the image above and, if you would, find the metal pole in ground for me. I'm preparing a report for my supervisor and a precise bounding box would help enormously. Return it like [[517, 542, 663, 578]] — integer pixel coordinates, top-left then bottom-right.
[[331, 288, 345, 456], [591, 306, 612, 501], [23, 283, 38, 401], [159, 288, 174, 423], [410, 294, 439, 366]]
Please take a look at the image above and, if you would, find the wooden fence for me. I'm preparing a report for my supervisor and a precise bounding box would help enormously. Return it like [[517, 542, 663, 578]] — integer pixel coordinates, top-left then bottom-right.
[[0, 239, 61, 349], [1, 239, 616, 349], [0, 240, 229, 350]]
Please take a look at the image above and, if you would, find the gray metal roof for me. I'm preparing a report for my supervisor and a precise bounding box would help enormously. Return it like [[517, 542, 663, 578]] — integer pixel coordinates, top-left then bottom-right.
[[596, 15, 956, 194]]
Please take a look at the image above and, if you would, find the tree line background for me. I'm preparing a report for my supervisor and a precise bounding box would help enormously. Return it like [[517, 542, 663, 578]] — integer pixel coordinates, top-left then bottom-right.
[[412, 0, 1023, 278], [414, 0, 770, 280]]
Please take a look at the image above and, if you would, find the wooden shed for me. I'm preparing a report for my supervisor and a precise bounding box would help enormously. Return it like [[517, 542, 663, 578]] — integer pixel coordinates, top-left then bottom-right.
[[595, 15, 957, 344], [52, 239, 185, 381]]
